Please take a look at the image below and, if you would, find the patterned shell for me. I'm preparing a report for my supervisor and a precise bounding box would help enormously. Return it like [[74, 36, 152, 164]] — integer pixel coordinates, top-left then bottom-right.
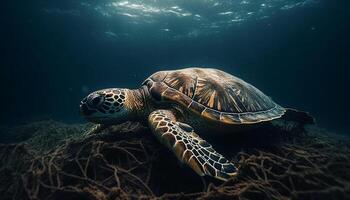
[[143, 68, 285, 124]]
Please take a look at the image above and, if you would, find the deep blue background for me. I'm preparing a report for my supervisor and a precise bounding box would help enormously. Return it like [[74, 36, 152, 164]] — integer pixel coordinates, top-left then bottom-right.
[[1, 0, 349, 133]]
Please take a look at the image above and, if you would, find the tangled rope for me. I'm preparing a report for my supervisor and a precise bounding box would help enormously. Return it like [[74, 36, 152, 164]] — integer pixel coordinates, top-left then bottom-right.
[[0, 121, 349, 200]]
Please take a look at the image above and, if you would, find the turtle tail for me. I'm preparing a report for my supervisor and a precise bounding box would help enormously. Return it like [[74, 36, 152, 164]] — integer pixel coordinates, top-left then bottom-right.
[[282, 108, 315, 125]]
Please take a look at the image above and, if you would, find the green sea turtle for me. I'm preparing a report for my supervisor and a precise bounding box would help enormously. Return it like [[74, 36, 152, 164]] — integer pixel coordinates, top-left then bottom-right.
[[80, 67, 313, 181]]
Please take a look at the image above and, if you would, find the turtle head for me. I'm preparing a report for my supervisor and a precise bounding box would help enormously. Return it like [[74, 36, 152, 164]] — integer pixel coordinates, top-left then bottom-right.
[[80, 88, 131, 124]]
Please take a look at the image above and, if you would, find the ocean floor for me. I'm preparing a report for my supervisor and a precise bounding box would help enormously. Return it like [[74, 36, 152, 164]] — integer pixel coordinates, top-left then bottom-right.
[[0, 119, 349, 200]]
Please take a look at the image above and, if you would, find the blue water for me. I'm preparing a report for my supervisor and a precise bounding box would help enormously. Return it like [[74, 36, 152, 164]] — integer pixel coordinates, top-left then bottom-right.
[[1, 0, 349, 133]]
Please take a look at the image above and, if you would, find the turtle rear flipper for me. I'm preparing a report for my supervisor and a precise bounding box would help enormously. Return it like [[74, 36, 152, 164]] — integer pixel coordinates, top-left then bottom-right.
[[282, 108, 315, 125], [148, 110, 238, 181]]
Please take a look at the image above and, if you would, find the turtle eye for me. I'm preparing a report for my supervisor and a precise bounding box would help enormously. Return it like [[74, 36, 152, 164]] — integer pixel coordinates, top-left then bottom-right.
[[88, 93, 104, 108], [92, 97, 102, 106]]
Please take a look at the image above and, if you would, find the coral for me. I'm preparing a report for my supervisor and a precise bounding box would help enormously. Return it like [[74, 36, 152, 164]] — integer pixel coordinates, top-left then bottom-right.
[[0, 120, 349, 200]]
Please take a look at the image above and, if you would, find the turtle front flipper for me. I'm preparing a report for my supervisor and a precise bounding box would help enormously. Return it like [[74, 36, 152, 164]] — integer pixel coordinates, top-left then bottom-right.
[[148, 110, 238, 181]]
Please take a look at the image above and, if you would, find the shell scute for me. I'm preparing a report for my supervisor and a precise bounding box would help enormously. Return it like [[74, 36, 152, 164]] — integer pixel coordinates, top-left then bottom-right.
[[239, 113, 261, 123], [202, 109, 221, 121], [145, 67, 286, 124], [188, 101, 206, 115], [221, 113, 241, 124], [162, 88, 192, 107], [164, 71, 197, 98], [149, 71, 168, 82], [149, 82, 167, 101]]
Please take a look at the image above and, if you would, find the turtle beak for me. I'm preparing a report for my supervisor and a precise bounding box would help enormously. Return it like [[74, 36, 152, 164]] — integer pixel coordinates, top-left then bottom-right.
[[80, 101, 96, 116]]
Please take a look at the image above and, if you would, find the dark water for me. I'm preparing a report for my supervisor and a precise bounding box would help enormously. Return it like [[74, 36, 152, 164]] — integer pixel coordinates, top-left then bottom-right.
[[1, 0, 349, 133]]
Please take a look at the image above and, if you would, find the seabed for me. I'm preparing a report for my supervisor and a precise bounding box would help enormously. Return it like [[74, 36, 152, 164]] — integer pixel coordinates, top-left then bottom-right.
[[0, 119, 349, 200]]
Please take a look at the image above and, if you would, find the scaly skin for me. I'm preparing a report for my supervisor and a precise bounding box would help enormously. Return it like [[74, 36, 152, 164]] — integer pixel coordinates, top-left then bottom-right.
[[148, 109, 238, 181]]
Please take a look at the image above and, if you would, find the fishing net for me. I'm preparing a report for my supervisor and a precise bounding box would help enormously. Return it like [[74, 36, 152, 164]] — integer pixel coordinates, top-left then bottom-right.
[[0, 120, 349, 200]]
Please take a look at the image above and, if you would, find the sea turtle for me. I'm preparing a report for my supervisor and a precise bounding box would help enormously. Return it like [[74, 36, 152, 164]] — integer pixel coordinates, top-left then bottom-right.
[[80, 67, 313, 181]]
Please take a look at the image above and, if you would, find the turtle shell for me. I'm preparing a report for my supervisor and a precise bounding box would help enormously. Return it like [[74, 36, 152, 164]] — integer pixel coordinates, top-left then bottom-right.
[[143, 67, 285, 124]]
